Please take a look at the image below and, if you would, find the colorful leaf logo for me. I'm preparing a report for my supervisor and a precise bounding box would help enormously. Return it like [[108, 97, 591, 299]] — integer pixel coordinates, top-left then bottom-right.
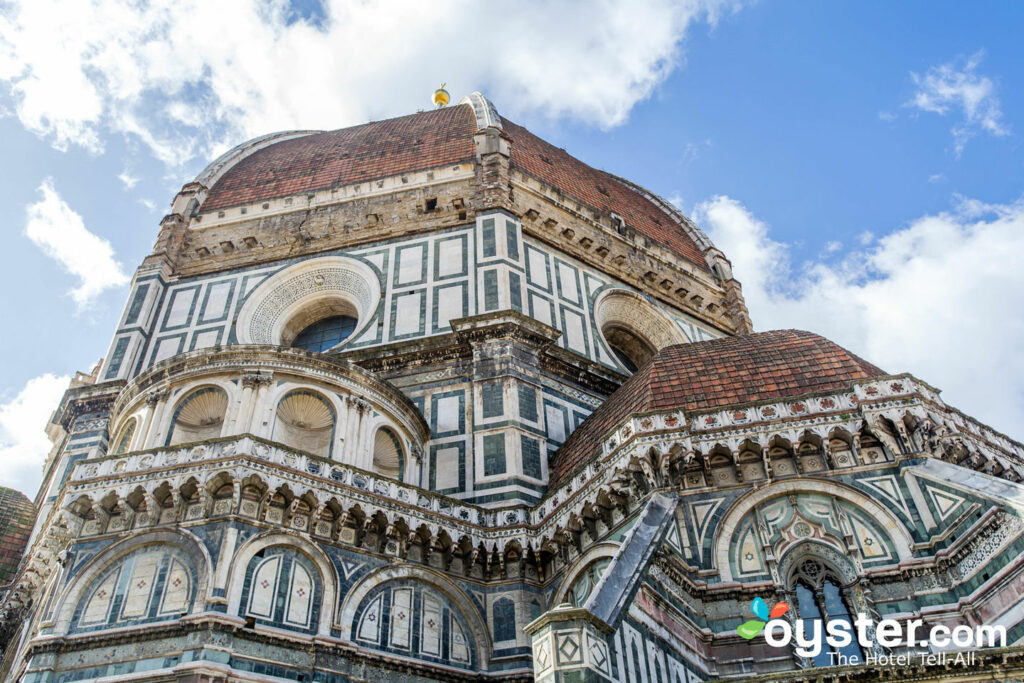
[[737, 597, 789, 640]]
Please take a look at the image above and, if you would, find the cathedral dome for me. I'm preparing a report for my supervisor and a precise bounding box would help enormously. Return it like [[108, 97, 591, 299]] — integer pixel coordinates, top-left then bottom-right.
[[195, 94, 712, 272], [548, 329, 886, 486]]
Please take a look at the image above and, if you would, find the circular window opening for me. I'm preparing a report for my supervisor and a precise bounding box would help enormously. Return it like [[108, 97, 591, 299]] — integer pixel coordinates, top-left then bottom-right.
[[602, 325, 657, 372], [594, 289, 689, 374], [279, 297, 360, 351], [291, 315, 358, 352]]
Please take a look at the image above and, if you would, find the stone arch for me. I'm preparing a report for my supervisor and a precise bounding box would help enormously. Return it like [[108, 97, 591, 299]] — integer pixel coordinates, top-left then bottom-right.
[[594, 288, 688, 371], [110, 416, 139, 455], [714, 479, 914, 582], [50, 528, 212, 635], [339, 564, 492, 669], [552, 542, 620, 606], [226, 531, 338, 636], [778, 540, 859, 586], [234, 256, 381, 349]]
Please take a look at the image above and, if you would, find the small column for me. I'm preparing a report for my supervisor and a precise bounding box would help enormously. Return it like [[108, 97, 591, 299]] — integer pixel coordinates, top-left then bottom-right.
[[239, 371, 274, 435], [140, 388, 170, 450]]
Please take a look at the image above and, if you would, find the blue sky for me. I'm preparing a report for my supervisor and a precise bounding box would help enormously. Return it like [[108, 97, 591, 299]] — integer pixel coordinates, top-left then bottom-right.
[[1, 0, 1022, 495]]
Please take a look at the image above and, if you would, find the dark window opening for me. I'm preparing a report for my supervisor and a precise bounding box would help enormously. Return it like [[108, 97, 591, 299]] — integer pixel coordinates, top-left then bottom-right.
[[291, 315, 358, 352], [603, 325, 656, 373]]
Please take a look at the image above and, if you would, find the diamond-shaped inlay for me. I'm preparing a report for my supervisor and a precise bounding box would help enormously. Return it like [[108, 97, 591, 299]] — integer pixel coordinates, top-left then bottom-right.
[[556, 632, 581, 664], [260, 579, 271, 589], [136, 580, 147, 589], [534, 641, 552, 671], [588, 633, 610, 673]]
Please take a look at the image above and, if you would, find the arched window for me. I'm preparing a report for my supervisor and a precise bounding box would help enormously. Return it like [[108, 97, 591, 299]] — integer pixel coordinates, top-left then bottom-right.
[[372, 428, 404, 480], [353, 581, 475, 669], [273, 391, 335, 459], [111, 419, 137, 455], [167, 387, 228, 445], [568, 558, 611, 607], [791, 559, 863, 667], [241, 547, 321, 633], [72, 546, 195, 633], [291, 315, 358, 352]]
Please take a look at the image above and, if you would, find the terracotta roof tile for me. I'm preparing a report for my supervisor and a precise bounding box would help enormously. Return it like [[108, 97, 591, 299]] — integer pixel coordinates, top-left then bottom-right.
[[0, 487, 35, 586], [502, 119, 709, 270], [199, 104, 710, 270], [548, 330, 886, 488], [202, 106, 479, 212]]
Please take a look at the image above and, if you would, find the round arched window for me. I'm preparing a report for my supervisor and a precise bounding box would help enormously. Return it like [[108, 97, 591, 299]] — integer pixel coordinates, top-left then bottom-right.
[[603, 326, 655, 372], [291, 315, 358, 352]]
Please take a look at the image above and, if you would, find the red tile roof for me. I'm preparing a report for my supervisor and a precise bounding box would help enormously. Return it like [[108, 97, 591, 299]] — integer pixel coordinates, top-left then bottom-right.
[[201, 106, 479, 212], [198, 103, 711, 270], [502, 120, 709, 271], [548, 330, 886, 488], [0, 487, 34, 586]]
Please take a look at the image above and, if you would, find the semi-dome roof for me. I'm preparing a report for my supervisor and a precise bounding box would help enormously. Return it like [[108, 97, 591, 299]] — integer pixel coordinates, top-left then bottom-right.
[[0, 486, 35, 586], [548, 330, 887, 487], [197, 95, 712, 271]]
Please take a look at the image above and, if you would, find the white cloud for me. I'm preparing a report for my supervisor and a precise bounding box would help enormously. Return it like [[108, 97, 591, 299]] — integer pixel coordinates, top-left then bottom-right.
[[908, 51, 1009, 154], [928, 173, 946, 184], [695, 195, 1024, 439], [118, 169, 139, 189], [25, 179, 129, 308], [0, 0, 740, 169], [0, 373, 70, 496]]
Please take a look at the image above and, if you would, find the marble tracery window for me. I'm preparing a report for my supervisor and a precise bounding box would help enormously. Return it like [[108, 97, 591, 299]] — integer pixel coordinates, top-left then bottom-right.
[[791, 559, 863, 667]]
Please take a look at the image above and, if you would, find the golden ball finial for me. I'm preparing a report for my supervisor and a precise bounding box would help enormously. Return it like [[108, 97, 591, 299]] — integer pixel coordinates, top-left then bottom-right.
[[432, 83, 450, 108]]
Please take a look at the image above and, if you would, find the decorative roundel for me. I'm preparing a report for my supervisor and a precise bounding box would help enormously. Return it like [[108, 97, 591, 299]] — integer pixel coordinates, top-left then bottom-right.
[[235, 256, 381, 348]]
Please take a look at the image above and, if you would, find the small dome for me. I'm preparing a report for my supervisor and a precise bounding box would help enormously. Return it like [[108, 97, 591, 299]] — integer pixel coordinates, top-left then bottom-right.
[[0, 487, 35, 586], [549, 330, 887, 487]]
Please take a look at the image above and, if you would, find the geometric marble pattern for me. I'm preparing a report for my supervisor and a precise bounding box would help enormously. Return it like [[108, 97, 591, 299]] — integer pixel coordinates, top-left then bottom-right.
[[72, 546, 195, 633], [353, 581, 474, 669]]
